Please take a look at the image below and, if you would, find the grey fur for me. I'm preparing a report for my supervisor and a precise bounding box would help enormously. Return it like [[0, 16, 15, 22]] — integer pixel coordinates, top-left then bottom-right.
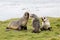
[[6, 12, 29, 31], [41, 17, 52, 31], [30, 14, 40, 33]]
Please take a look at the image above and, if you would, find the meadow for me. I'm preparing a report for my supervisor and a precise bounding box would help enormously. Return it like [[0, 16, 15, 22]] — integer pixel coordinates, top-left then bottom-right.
[[0, 17, 60, 40]]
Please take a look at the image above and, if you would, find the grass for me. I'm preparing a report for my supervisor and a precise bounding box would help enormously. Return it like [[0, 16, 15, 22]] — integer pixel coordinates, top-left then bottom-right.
[[0, 17, 60, 40]]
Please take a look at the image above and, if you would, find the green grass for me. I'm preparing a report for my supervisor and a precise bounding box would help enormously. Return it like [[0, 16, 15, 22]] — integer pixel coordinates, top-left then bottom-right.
[[0, 17, 60, 40]]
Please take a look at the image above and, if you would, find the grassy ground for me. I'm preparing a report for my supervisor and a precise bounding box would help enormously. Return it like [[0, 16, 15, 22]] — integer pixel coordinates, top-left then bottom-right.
[[0, 17, 60, 40]]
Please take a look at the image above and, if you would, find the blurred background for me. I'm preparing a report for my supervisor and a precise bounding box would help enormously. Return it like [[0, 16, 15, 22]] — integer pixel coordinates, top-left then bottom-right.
[[0, 0, 60, 21]]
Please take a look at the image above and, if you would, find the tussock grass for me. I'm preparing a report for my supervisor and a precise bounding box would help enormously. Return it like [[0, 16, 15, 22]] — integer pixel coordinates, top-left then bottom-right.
[[0, 17, 60, 40]]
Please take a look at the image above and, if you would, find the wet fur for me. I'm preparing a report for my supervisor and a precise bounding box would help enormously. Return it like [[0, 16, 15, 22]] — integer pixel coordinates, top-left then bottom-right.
[[30, 14, 40, 33]]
